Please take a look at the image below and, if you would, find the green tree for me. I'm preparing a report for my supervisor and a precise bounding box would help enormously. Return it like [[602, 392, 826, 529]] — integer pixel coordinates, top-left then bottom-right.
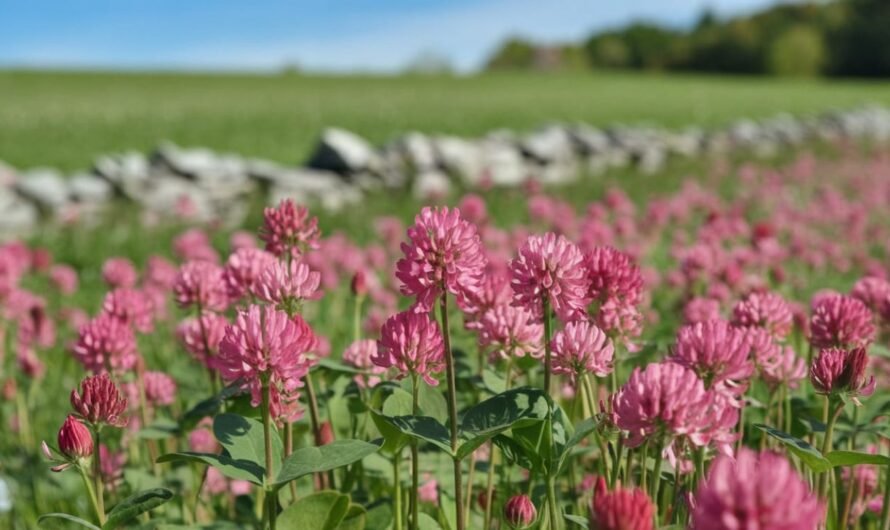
[[768, 25, 826, 77]]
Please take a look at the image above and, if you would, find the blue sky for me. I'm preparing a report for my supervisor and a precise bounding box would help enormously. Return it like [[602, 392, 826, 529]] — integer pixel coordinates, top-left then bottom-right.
[[1, 0, 784, 72]]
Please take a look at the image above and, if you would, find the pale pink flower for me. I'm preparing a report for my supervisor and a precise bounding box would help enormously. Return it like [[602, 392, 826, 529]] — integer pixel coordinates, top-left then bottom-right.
[[254, 259, 321, 307], [72, 314, 139, 374], [395, 206, 487, 312], [144, 256, 179, 291], [342, 339, 386, 388], [457, 194, 488, 226], [222, 247, 277, 301], [48, 265, 78, 295], [70, 373, 128, 427], [477, 304, 543, 361], [230, 230, 258, 251], [102, 257, 137, 288], [176, 313, 229, 367], [188, 420, 219, 453], [851, 276, 890, 321], [418, 474, 439, 505], [669, 320, 753, 399], [731, 291, 793, 339], [612, 362, 712, 447], [810, 294, 876, 349], [99, 444, 126, 491], [260, 199, 320, 258], [691, 448, 823, 530], [683, 297, 722, 325], [550, 320, 614, 381], [810, 347, 876, 401], [173, 228, 219, 263], [510, 233, 590, 322], [373, 310, 445, 386], [758, 341, 808, 390], [595, 298, 643, 350], [589, 477, 654, 530], [216, 305, 315, 415], [102, 288, 155, 333], [143, 371, 177, 406], [458, 274, 513, 328], [173, 261, 229, 312]]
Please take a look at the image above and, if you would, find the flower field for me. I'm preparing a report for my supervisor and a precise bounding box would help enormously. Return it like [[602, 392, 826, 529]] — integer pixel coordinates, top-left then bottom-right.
[[3, 145, 890, 530]]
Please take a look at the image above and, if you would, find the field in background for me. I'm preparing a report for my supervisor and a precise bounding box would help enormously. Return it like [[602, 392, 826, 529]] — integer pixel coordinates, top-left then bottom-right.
[[3, 69, 890, 171]]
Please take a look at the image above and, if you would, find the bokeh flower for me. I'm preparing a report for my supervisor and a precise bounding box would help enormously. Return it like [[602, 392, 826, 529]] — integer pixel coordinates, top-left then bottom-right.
[[72, 313, 139, 374], [731, 291, 793, 339], [102, 288, 155, 333], [176, 313, 229, 367], [477, 304, 544, 361], [342, 339, 386, 388], [254, 258, 321, 308], [173, 261, 229, 312], [222, 247, 277, 301], [584, 246, 643, 305], [101, 257, 137, 289], [669, 319, 753, 399], [691, 448, 823, 530]]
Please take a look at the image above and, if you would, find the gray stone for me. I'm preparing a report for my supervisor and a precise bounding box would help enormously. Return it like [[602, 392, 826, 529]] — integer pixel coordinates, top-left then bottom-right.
[[569, 124, 611, 155], [307, 128, 381, 174], [0, 160, 16, 187], [94, 151, 150, 193], [521, 126, 575, 164], [69, 173, 113, 203], [137, 177, 215, 222], [479, 138, 527, 187], [397, 132, 438, 171], [432, 136, 483, 186], [15, 169, 69, 209], [412, 170, 451, 200], [0, 187, 38, 234]]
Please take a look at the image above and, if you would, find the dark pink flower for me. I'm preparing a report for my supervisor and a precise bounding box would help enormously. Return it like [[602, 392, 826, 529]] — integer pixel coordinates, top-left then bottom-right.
[[691, 448, 823, 530], [222, 247, 277, 301], [458, 274, 513, 328], [102, 288, 155, 333], [101, 257, 137, 289], [72, 313, 139, 374], [510, 233, 590, 322], [612, 362, 711, 447], [254, 258, 321, 307], [590, 477, 654, 530], [373, 310, 445, 386], [176, 313, 229, 367], [260, 199, 320, 258], [669, 320, 753, 399], [810, 294, 875, 349], [477, 304, 543, 361], [173, 261, 229, 312], [851, 276, 890, 322], [585, 246, 643, 305], [188, 420, 219, 453], [550, 320, 614, 381], [757, 339, 808, 390], [810, 347, 876, 401], [230, 230, 257, 251], [731, 291, 793, 339], [57, 415, 93, 459], [682, 297, 722, 325], [70, 373, 128, 427], [395, 207, 487, 312], [216, 305, 315, 413], [503, 494, 537, 529]]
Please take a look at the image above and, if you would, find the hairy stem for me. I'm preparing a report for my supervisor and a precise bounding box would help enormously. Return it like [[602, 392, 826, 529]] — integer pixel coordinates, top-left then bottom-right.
[[92, 427, 106, 525], [439, 294, 465, 530], [394, 451, 404, 530], [262, 382, 277, 530], [411, 375, 420, 530]]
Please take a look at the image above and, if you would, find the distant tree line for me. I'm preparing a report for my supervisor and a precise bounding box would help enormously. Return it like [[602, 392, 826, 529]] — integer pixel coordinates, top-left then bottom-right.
[[484, 0, 890, 77]]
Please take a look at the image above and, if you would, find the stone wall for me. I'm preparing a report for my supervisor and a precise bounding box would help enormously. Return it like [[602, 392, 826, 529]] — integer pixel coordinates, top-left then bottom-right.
[[2, 106, 890, 234]]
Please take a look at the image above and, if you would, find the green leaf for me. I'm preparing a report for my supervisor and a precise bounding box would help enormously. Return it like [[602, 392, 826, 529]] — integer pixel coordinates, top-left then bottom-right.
[[376, 415, 454, 455], [481, 369, 506, 394], [492, 434, 541, 470], [339, 504, 367, 530], [137, 419, 180, 440], [276, 491, 350, 529], [275, 439, 380, 486], [456, 386, 549, 460], [316, 358, 362, 374], [103, 488, 174, 529], [37, 513, 101, 529], [213, 413, 283, 478], [364, 503, 393, 530], [753, 424, 831, 472], [156, 452, 264, 484], [179, 384, 243, 432], [370, 388, 414, 453], [558, 417, 599, 472], [416, 381, 448, 424], [826, 450, 890, 467], [417, 513, 442, 530], [564, 513, 589, 528]]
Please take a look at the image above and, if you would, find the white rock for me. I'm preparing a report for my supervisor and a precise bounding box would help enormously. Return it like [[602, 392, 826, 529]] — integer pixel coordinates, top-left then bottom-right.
[[307, 128, 381, 174], [521, 126, 575, 164], [0, 187, 38, 234], [69, 173, 113, 203], [15, 169, 69, 208], [432, 136, 483, 186], [412, 170, 451, 200]]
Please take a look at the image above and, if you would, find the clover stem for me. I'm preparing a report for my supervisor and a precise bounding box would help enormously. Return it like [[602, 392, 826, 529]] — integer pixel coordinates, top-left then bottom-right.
[[77, 462, 102, 525], [261, 381, 277, 530], [818, 399, 844, 499], [394, 451, 404, 530], [92, 426, 106, 525], [439, 294, 465, 530], [411, 374, 420, 530]]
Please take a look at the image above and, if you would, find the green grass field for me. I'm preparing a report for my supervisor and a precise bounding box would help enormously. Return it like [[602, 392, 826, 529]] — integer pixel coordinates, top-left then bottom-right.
[[3, 70, 890, 171]]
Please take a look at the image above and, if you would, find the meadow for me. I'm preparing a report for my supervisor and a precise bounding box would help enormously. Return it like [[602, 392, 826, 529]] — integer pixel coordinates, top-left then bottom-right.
[[3, 70, 890, 170], [2, 70, 890, 530]]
